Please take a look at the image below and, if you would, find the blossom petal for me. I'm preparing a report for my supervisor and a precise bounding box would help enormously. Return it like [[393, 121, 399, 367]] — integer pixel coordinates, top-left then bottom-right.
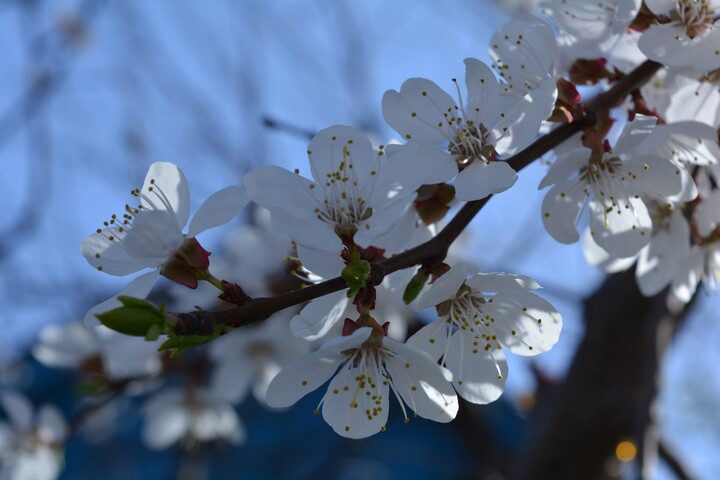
[[384, 339, 458, 423], [321, 361, 389, 439], [122, 210, 184, 267], [265, 328, 372, 408], [582, 228, 638, 273], [639, 24, 720, 71], [271, 209, 341, 251], [589, 195, 652, 258], [140, 162, 191, 230], [696, 190, 720, 238], [614, 115, 656, 155], [491, 77, 557, 156], [355, 195, 414, 248], [36, 406, 66, 444], [671, 247, 704, 303], [379, 143, 457, 193], [465, 272, 541, 293], [0, 392, 33, 430], [644, 0, 674, 15], [464, 58, 500, 123], [296, 245, 345, 279], [382, 78, 457, 145], [541, 179, 588, 244], [143, 403, 190, 450], [444, 331, 507, 405], [416, 263, 475, 311], [83, 270, 160, 326], [187, 186, 248, 238], [406, 317, 450, 361], [454, 160, 517, 201], [637, 210, 690, 296], [243, 166, 318, 219], [483, 292, 563, 355], [489, 19, 558, 96], [643, 122, 720, 166], [32, 322, 99, 368], [290, 290, 349, 340], [623, 155, 683, 198], [538, 148, 591, 189], [81, 230, 144, 276], [210, 356, 252, 404], [307, 126, 375, 189]]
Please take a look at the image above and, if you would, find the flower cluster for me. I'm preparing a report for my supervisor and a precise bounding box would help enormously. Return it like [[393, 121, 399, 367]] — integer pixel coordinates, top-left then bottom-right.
[[50, 2, 720, 467]]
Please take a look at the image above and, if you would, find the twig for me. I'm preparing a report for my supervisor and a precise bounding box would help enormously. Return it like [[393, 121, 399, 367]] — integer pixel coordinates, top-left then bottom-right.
[[658, 440, 695, 480], [172, 60, 663, 334]]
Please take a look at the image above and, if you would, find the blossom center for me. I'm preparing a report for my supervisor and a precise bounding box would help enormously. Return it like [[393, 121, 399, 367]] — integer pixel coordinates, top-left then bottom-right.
[[673, 0, 716, 37], [450, 289, 502, 353], [310, 144, 373, 237], [448, 122, 495, 168]]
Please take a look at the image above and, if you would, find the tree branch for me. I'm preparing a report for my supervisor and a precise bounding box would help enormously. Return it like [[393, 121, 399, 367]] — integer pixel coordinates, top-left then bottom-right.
[[172, 60, 663, 334]]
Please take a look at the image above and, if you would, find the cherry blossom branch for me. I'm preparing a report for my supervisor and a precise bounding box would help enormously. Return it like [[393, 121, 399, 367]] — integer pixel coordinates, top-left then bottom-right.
[[172, 60, 663, 335]]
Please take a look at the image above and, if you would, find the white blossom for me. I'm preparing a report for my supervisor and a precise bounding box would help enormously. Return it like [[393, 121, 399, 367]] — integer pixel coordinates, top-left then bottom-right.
[[489, 16, 560, 104], [142, 388, 244, 450], [244, 126, 416, 254], [583, 201, 692, 296], [550, 0, 642, 60], [382, 58, 555, 201], [0, 392, 65, 480], [408, 264, 561, 404], [209, 311, 311, 406], [672, 189, 720, 302], [638, 0, 720, 72], [540, 115, 684, 257], [81, 162, 248, 326], [32, 321, 163, 381], [265, 325, 458, 439]]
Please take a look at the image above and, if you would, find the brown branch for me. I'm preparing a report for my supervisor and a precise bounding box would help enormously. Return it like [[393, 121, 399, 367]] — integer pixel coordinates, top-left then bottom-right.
[[172, 60, 663, 335]]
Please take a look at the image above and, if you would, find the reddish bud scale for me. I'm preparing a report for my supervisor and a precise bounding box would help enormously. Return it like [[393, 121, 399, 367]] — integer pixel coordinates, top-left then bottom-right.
[[414, 183, 455, 224], [160, 238, 212, 289], [568, 59, 612, 86], [628, 4, 659, 32], [218, 281, 252, 306]]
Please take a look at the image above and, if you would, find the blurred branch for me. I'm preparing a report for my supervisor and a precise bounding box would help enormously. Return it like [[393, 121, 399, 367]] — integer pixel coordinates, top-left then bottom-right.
[[0, 0, 106, 260], [171, 60, 663, 334], [262, 115, 315, 141], [658, 440, 694, 480], [0, 0, 105, 149]]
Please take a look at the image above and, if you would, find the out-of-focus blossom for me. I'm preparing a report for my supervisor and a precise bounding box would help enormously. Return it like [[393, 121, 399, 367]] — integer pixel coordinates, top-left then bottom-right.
[[142, 388, 244, 450], [0, 392, 65, 480]]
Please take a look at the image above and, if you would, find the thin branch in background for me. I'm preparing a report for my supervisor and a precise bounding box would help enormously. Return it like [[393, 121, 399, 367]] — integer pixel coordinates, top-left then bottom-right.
[[658, 440, 695, 480], [262, 115, 316, 141], [0, 0, 106, 261]]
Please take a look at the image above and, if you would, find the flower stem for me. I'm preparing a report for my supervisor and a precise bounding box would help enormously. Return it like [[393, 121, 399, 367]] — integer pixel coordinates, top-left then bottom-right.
[[197, 270, 224, 291]]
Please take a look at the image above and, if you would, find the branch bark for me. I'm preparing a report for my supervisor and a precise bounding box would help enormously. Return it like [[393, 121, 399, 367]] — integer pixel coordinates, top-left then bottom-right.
[[173, 60, 663, 335]]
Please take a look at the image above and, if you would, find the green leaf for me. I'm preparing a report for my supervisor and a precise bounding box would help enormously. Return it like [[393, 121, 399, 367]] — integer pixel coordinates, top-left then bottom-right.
[[341, 258, 371, 298], [403, 270, 429, 304], [96, 296, 165, 337], [158, 327, 223, 357]]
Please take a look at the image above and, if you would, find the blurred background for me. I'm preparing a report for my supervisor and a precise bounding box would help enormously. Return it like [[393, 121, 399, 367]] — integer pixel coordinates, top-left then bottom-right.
[[0, 0, 718, 479]]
